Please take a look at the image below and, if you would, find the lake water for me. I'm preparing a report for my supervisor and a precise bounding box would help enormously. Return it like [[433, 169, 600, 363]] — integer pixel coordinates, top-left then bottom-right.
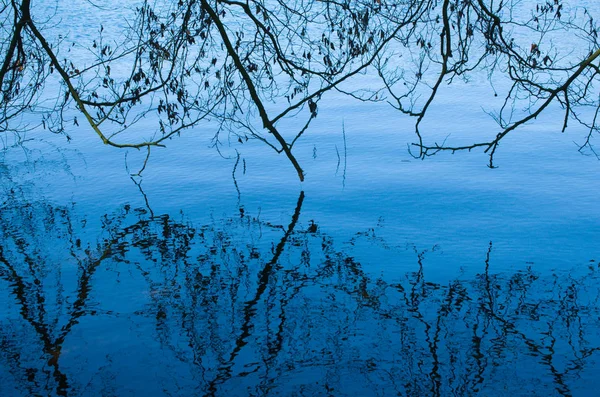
[[2, 1, 600, 396]]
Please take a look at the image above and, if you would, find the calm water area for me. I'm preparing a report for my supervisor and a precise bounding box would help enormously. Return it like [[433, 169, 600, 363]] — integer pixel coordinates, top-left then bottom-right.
[[1, 1, 600, 396]]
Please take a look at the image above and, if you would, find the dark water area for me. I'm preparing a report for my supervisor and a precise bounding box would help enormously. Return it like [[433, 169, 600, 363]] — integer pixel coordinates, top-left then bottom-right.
[[1, 139, 600, 397]]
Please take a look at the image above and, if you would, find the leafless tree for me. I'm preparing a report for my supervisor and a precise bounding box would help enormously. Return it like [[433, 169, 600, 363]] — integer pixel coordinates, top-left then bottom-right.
[[1, 0, 420, 180], [375, 0, 600, 166], [1, 0, 599, 178]]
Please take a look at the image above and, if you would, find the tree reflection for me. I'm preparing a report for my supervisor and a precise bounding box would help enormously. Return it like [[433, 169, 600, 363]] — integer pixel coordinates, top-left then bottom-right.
[[1, 181, 600, 396]]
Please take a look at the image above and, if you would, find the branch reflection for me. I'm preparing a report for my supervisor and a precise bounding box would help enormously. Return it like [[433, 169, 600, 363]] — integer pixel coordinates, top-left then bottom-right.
[[1, 183, 599, 396]]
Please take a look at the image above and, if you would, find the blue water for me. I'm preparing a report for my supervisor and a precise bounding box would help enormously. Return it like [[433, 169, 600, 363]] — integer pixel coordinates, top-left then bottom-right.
[[2, 1, 600, 396]]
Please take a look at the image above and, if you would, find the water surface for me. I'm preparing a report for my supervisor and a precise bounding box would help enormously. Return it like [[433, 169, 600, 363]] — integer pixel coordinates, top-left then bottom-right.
[[1, 1, 600, 396]]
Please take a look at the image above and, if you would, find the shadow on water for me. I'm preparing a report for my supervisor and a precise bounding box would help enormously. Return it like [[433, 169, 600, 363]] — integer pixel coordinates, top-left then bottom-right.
[[1, 154, 600, 397]]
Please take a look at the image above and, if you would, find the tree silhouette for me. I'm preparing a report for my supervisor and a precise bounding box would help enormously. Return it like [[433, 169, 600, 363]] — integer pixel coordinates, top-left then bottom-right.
[[1, 0, 599, 177]]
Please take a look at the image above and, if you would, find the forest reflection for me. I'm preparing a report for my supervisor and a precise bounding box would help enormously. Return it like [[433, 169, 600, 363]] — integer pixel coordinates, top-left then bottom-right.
[[1, 180, 599, 396]]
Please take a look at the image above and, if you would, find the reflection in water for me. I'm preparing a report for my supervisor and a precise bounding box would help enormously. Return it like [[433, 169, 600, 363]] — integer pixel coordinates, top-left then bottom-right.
[[1, 179, 600, 396]]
